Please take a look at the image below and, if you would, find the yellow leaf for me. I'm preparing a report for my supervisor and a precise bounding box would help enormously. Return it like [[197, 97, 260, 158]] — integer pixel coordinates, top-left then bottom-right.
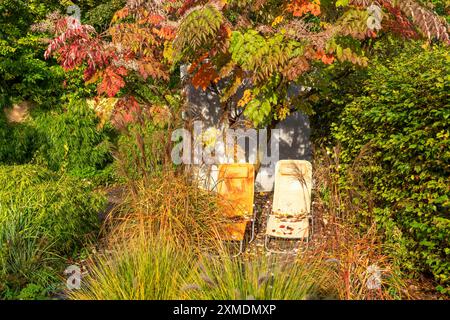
[[85, 71, 103, 85], [271, 16, 284, 28]]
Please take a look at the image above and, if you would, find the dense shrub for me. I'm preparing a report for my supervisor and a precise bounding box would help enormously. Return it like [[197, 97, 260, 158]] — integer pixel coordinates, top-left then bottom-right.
[[34, 101, 114, 181], [0, 111, 38, 164], [0, 100, 115, 183], [0, 0, 64, 108], [0, 164, 106, 298], [82, 0, 126, 32], [331, 45, 449, 292]]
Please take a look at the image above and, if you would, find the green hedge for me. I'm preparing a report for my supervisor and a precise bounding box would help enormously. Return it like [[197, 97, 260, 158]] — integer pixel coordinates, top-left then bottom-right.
[[332, 45, 449, 292], [0, 164, 106, 299]]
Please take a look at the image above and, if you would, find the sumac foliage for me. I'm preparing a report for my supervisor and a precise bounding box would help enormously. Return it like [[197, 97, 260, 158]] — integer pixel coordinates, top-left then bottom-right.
[[43, 0, 449, 126]]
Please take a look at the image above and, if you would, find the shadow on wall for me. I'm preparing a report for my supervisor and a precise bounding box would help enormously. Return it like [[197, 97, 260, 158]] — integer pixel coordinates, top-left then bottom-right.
[[185, 84, 312, 192]]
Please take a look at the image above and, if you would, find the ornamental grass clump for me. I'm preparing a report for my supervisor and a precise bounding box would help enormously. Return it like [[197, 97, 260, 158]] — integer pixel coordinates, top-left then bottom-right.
[[104, 169, 225, 249], [180, 253, 336, 300], [69, 235, 195, 300]]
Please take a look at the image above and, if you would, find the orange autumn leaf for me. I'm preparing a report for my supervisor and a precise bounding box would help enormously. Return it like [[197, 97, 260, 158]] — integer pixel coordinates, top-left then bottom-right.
[[321, 54, 335, 64], [367, 29, 378, 38], [287, 0, 321, 17], [148, 14, 165, 25], [314, 48, 325, 60], [191, 62, 220, 91], [153, 26, 176, 40], [112, 8, 129, 22], [188, 52, 209, 74], [224, 25, 232, 37], [314, 49, 335, 65], [97, 66, 127, 97], [138, 13, 166, 25]]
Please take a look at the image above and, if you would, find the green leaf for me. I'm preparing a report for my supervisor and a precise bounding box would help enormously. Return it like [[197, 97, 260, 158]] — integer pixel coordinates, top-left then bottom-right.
[[336, 0, 349, 7]]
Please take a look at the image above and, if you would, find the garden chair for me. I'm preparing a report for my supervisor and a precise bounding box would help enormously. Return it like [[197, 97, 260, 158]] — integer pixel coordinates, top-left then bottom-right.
[[265, 160, 313, 253], [217, 163, 256, 256]]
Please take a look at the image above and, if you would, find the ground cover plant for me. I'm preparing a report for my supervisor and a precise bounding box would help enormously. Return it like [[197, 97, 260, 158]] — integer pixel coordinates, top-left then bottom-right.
[[0, 164, 105, 299]]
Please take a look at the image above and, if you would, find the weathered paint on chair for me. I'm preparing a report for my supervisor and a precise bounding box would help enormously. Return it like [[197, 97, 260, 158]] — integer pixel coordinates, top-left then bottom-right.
[[266, 160, 312, 241], [217, 163, 255, 242]]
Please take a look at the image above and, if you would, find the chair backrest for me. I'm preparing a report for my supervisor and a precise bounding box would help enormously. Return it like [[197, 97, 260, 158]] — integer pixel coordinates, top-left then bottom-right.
[[217, 163, 255, 218], [272, 160, 312, 215]]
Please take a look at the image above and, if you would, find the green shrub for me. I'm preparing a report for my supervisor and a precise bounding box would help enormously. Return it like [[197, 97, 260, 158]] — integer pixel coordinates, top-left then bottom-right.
[[16, 283, 49, 300], [1, 99, 115, 183], [0, 164, 106, 298], [0, 112, 13, 162], [331, 45, 449, 292], [0, 111, 38, 164], [0, 0, 64, 109], [34, 101, 114, 181], [83, 0, 126, 32]]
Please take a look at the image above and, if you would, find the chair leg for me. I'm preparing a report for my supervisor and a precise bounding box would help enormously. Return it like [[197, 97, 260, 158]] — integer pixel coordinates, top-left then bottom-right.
[[264, 234, 274, 253], [248, 212, 257, 244], [231, 240, 244, 257]]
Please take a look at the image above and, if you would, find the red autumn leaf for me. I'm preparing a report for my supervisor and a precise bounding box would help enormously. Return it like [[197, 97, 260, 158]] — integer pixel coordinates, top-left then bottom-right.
[[287, 0, 321, 17], [98, 66, 127, 97], [148, 14, 165, 25]]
